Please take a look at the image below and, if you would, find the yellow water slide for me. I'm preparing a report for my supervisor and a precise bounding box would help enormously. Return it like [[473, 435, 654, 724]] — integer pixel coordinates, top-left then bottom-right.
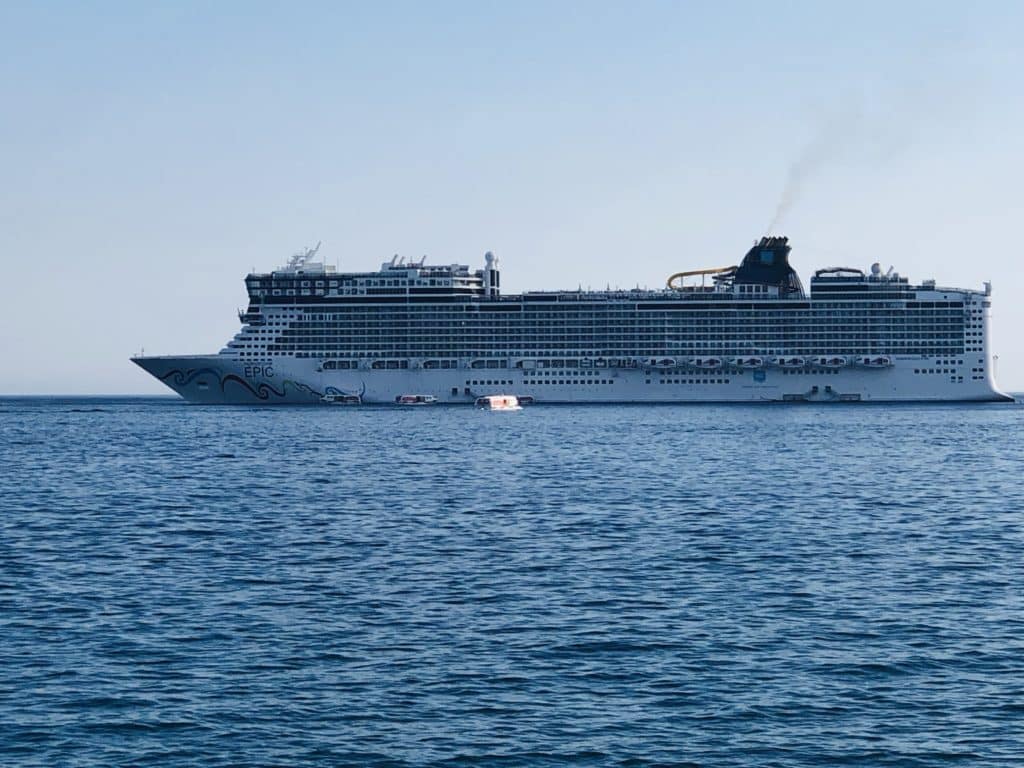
[[665, 266, 736, 291]]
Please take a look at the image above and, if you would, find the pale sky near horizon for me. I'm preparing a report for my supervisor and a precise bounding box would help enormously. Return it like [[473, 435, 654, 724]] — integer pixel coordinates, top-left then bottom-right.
[[2, 1, 1022, 394]]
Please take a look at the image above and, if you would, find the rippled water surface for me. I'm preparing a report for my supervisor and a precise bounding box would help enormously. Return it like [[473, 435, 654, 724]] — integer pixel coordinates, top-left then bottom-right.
[[3, 397, 1024, 767]]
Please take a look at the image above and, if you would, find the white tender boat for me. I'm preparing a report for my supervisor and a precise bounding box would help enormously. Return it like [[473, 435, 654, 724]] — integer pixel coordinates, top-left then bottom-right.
[[475, 394, 522, 411], [321, 393, 361, 405], [395, 394, 438, 405]]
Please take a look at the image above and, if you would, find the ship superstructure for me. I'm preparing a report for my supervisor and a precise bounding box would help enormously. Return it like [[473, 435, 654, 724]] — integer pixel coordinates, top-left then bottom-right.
[[133, 237, 1011, 404]]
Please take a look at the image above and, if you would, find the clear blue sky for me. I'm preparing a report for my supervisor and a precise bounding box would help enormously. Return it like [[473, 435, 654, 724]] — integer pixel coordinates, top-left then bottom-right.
[[2, 1, 1021, 393]]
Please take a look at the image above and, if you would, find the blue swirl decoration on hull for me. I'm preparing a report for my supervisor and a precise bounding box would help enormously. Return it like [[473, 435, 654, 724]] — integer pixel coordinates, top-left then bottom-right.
[[221, 375, 333, 401], [220, 374, 287, 400], [285, 380, 327, 400], [158, 368, 221, 387], [157, 367, 363, 403], [324, 383, 367, 398]]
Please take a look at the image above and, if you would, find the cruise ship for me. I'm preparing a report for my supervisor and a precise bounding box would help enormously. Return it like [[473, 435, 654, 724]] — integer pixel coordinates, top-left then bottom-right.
[[132, 237, 1012, 404]]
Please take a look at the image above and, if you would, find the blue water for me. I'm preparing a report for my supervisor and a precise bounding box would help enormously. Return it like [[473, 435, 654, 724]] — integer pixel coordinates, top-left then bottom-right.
[[2, 397, 1024, 767]]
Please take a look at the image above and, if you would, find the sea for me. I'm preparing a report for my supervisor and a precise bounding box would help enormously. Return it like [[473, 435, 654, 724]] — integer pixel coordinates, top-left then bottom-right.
[[2, 396, 1024, 767]]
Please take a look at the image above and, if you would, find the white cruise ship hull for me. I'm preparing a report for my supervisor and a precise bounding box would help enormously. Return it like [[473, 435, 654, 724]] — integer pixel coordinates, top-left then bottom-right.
[[131, 237, 1013, 405], [133, 355, 1012, 405]]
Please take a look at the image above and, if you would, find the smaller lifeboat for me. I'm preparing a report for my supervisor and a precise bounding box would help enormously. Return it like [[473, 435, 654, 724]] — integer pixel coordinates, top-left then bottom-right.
[[475, 394, 522, 411], [817, 356, 848, 368], [654, 358, 676, 369], [858, 356, 893, 368], [395, 394, 438, 405], [321, 393, 361, 405], [733, 357, 764, 369], [692, 357, 723, 370], [777, 357, 806, 368]]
